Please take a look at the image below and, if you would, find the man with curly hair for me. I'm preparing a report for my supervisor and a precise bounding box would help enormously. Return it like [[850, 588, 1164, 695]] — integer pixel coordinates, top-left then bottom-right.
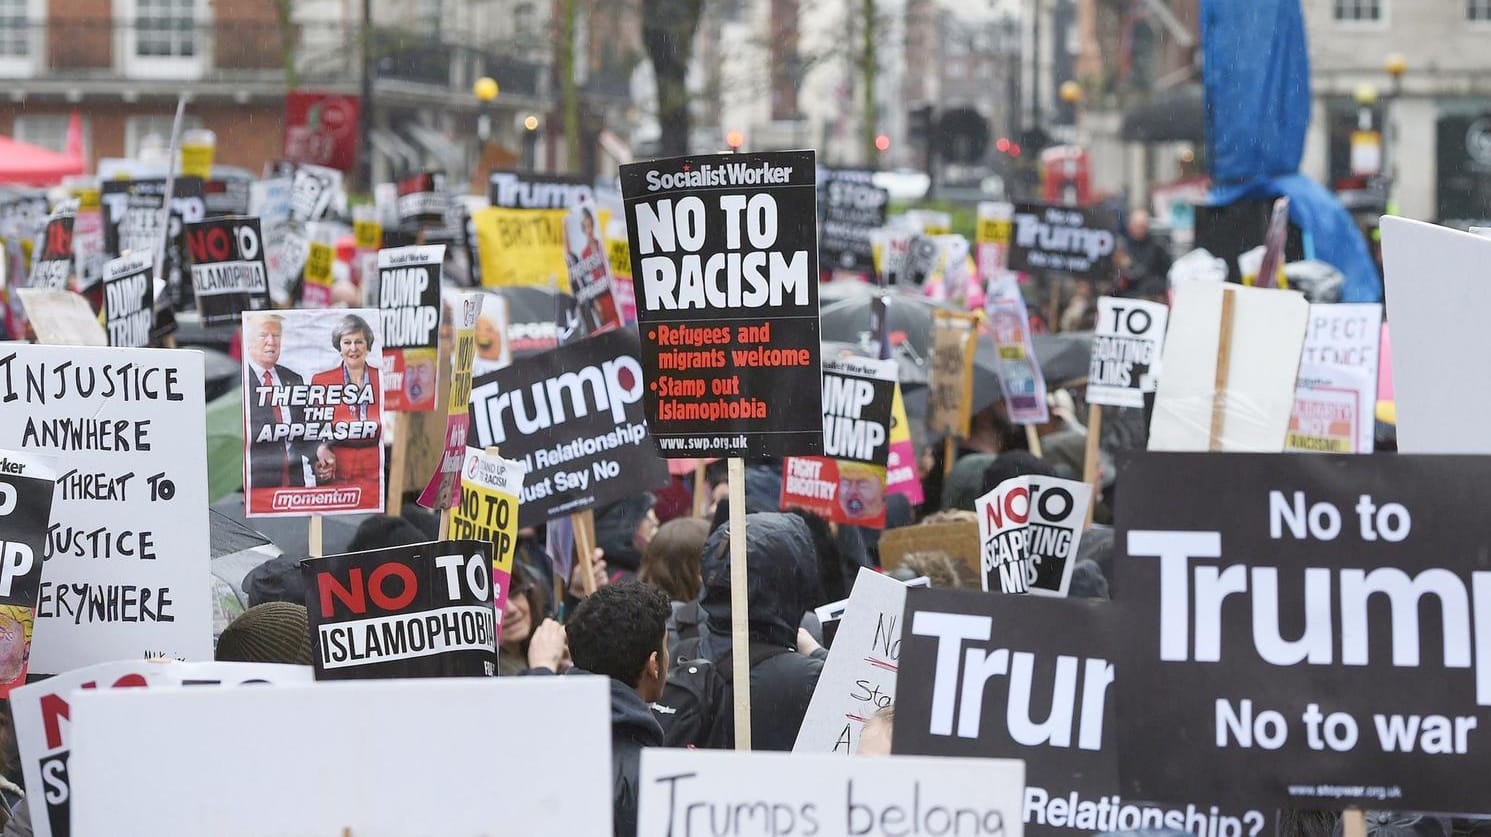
[[564, 580, 671, 837]]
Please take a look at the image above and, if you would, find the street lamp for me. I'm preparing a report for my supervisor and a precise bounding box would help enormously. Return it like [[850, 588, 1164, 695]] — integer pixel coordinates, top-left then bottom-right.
[[473, 76, 499, 142], [1059, 80, 1083, 105], [725, 130, 744, 152], [522, 114, 540, 171], [1383, 54, 1406, 206]]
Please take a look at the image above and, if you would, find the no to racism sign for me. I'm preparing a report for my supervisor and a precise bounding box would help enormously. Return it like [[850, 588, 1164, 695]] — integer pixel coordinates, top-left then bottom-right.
[[621, 150, 824, 459]]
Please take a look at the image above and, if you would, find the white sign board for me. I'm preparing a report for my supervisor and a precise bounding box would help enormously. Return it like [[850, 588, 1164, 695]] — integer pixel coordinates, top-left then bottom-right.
[[68, 677, 612, 837], [795, 568, 910, 754], [0, 345, 212, 672], [1148, 282, 1308, 452], [1299, 302, 1381, 453], [1087, 296, 1168, 408], [12, 660, 312, 837], [638, 749, 1025, 837], [1284, 363, 1375, 455], [1381, 216, 1491, 453]]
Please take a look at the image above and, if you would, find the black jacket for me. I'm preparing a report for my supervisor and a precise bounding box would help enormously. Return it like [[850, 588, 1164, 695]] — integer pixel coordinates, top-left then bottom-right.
[[695, 512, 825, 750], [595, 671, 663, 837]]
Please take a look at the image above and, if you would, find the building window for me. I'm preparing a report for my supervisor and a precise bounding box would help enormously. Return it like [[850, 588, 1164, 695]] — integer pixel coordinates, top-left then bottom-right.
[[1472, 0, 1491, 20], [0, 0, 26, 57], [14, 115, 90, 160], [1333, 0, 1382, 21], [136, 0, 195, 58]]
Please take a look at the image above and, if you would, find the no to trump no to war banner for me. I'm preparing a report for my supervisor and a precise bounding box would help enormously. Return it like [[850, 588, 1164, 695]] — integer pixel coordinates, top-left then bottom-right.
[[620, 150, 824, 459], [1117, 453, 1491, 812]]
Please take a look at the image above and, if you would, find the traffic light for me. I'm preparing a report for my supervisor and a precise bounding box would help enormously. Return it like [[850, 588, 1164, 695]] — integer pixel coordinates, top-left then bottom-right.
[[908, 105, 935, 145]]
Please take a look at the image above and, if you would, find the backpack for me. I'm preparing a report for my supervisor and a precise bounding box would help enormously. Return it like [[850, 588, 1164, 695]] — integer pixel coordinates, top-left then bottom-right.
[[649, 636, 788, 749]]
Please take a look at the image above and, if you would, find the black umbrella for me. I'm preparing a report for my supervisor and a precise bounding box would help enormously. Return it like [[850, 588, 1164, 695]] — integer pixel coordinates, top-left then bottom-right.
[[209, 493, 372, 558], [1031, 331, 1093, 388]]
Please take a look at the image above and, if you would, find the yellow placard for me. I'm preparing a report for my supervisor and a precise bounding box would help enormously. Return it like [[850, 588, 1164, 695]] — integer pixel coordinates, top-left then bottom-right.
[[451, 450, 523, 577], [606, 236, 631, 279], [304, 241, 335, 289], [976, 218, 1012, 246], [353, 219, 382, 250], [472, 206, 570, 291]]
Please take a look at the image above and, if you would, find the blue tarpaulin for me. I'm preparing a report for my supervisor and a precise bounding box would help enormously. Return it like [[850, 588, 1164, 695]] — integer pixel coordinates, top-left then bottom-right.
[[1202, 0, 1382, 301]]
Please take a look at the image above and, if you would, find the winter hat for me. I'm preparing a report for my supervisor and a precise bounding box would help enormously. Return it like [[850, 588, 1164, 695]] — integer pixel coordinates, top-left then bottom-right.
[[243, 554, 308, 608], [1068, 559, 1110, 600], [215, 602, 313, 665], [347, 515, 430, 553]]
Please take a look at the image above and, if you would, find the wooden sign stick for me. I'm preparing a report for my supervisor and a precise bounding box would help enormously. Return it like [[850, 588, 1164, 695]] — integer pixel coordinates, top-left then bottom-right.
[[942, 432, 957, 479], [1024, 424, 1043, 457], [1082, 404, 1102, 529], [1341, 810, 1366, 837], [727, 456, 752, 750], [385, 419, 408, 515], [692, 461, 709, 518], [1209, 286, 1237, 452], [308, 515, 324, 559], [571, 509, 598, 595]]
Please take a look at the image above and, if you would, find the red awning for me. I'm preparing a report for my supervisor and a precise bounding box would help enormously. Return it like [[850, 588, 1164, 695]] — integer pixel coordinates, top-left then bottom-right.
[[0, 134, 85, 186]]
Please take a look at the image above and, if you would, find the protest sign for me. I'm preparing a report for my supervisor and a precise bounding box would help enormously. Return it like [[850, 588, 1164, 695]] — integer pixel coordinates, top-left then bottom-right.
[[1007, 203, 1118, 279], [1380, 218, 1491, 453], [638, 749, 1025, 837], [820, 168, 889, 272], [468, 327, 670, 527], [289, 163, 340, 223], [300, 226, 336, 308], [202, 177, 251, 217], [240, 308, 385, 517], [794, 568, 912, 753], [15, 289, 106, 347], [419, 292, 482, 510], [620, 150, 824, 459], [100, 177, 204, 300], [70, 198, 104, 290], [250, 177, 298, 304], [13, 659, 312, 837], [28, 201, 75, 290], [488, 170, 594, 209], [451, 448, 523, 640], [1117, 453, 1491, 811], [871, 227, 911, 286], [605, 215, 638, 324], [928, 309, 978, 438], [283, 90, 361, 171], [68, 677, 609, 837], [352, 203, 382, 285], [780, 356, 898, 528], [1300, 303, 1382, 454], [896, 587, 1269, 837], [472, 205, 570, 289], [0, 345, 210, 672], [1149, 282, 1308, 452], [987, 276, 1050, 424], [1088, 296, 1168, 409], [101, 252, 154, 348], [469, 291, 515, 369], [0, 450, 55, 696], [396, 171, 450, 226], [905, 208, 952, 236], [302, 538, 496, 678], [977, 475, 1092, 597], [1284, 363, 1374, 454], [885, 383, 924, 505], [976, 201, 1015, 282], [183, 216, 270, 326], [878, 520, 981, 587], [378, 244, 444, 413], [565, 194, 622, 336]]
